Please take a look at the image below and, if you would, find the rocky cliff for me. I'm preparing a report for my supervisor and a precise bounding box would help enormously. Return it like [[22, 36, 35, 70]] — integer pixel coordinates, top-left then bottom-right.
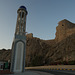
[[0, 49, 11, 61], [0, 19, 75, 66], [55, 19, 75, 42]]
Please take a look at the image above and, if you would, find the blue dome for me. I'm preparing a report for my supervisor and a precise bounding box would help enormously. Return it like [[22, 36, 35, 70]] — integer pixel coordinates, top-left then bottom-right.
[[20, 6, 27, 10]]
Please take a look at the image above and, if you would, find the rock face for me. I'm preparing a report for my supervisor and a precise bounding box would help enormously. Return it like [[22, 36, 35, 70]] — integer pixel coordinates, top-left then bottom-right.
[[26, 33, 33, 38], [26, 19, 75, 66], [55, 19, 75, 42], [26, 35, 54, 66], [46, 33, 75, 62], [0, 49, 11, 61], [0, 19, 75, 66]]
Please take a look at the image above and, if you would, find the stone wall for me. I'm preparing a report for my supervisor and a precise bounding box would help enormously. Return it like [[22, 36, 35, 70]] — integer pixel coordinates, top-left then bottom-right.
[[55, 19, 75, 42]]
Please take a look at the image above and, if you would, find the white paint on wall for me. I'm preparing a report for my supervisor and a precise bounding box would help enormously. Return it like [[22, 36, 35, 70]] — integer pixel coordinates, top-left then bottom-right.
[[14, 41, 24, 72]]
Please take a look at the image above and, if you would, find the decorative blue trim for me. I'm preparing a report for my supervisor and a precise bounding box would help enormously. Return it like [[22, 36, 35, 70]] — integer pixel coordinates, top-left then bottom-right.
[[23, 42, 26, 72], [12, 42, 16, 71], [10, 41, 16, 72], [15, 35, 26, 40]]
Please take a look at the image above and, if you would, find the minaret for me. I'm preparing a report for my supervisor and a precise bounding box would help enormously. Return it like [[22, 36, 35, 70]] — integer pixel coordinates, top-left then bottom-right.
[[10, 6, 28, 73]]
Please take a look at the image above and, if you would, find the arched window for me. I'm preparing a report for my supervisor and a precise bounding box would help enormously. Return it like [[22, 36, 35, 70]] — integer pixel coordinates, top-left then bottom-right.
[[22, 12, 24, 18]]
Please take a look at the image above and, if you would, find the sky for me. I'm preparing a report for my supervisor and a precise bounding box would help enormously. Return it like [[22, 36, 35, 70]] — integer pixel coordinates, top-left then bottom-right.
[[0, 0, 75, 49]]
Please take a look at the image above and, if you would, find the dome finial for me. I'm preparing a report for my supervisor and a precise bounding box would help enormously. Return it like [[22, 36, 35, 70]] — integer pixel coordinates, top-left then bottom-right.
[[19, 5, 27, 10]]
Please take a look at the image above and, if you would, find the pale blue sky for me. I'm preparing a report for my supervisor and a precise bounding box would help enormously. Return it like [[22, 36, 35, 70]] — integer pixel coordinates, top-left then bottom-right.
[[0, 0, 75, 49]]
